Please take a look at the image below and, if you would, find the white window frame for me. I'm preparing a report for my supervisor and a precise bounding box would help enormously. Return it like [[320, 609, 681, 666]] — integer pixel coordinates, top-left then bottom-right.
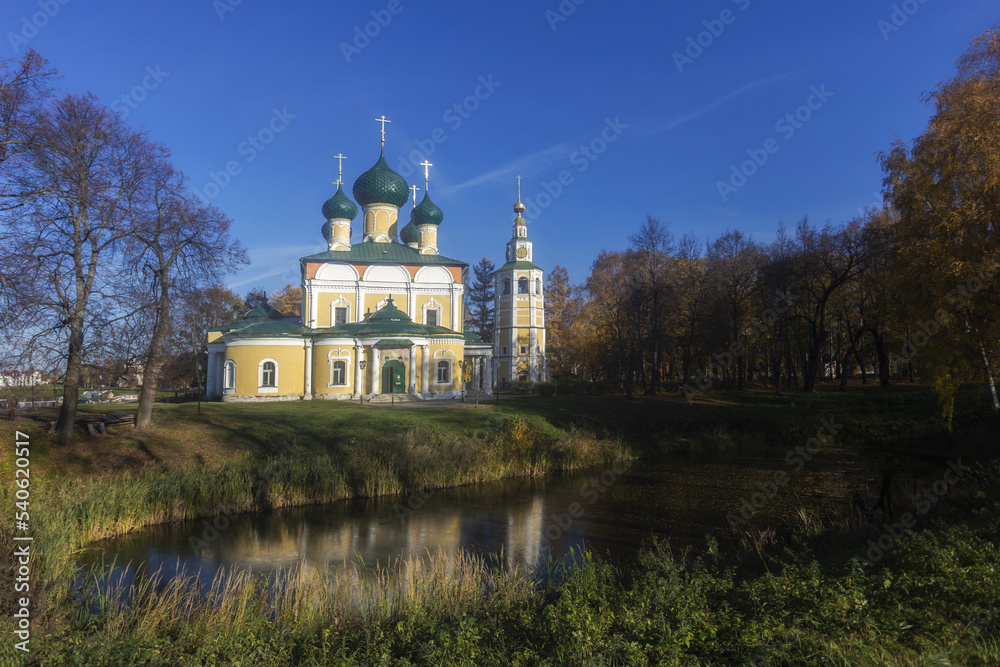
[[331, 360, 347, 385], [223, 360, 236, 393], [327, 349, 351, 387], [422, 298, 442, 327], [436, 360, 451, 384], [258, 358, 279, 393], [333, 306, 349, 326]]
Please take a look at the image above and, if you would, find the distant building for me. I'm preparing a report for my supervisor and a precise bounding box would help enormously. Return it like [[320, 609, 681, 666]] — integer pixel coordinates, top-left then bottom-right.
[[493, 185, 546, 386], [0, 369, 46, 388]]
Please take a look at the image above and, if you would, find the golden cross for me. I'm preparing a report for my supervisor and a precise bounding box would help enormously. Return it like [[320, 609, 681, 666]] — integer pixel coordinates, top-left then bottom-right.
[[516, 175, 522, 198], [333, 153, 346, 182], [375, 115, 391, 147], [420, 160, 433, 190], [410, 184, 420, 206]]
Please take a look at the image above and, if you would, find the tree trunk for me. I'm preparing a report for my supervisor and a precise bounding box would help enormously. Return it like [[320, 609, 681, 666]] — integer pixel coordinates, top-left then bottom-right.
[[136, 274, 170, 430], [870, 329, 891, 386], [802, 331, 826, 392], [838, 328, 865, 392], [978, 338, 1000, 413], [54, 321, 85, 441]]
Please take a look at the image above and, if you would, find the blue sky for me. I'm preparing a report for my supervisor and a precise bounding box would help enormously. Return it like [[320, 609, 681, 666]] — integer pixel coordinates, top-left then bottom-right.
[[3, 0, 996, 293]]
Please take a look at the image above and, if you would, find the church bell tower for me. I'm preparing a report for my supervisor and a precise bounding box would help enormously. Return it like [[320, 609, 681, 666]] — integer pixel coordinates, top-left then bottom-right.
[[493, 178, 546, 386]]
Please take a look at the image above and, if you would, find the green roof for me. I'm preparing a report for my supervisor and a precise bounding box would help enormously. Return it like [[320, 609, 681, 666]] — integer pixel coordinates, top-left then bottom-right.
[[321, 184, 358, 222], [301, 241, 466, 267], [210, 308, 306, 338], [353, 152, 409, 207], [375, 339, 414, 347], [400, 220, 419, 245], [412, 191, 443, 226], [495, 260, 542, 272], [463, 330, 489, 346]]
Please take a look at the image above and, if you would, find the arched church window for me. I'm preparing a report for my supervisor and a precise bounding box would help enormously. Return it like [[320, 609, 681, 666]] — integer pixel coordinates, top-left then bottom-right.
[[259, 359, 278, 389], [224, 361, 236, 389], [331, 360, 346, 385], [436, 360, 451, 384], [518, 277, 528, 294], [503, 278, 511, 295]]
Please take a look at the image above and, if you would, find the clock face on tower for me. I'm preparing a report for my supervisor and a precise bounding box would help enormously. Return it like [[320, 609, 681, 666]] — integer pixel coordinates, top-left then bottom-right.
[[516, 247, 527, 259]]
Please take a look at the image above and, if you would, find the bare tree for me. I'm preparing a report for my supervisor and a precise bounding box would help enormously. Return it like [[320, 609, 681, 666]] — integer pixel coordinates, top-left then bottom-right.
[[2, 93, 161, 441], [127, 161, 246, 429]]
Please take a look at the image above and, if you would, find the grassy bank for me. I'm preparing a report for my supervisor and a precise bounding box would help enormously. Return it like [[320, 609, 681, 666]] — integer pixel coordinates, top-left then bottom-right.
[[1, 384, 998, 664], [19, 479, 1000, 665]]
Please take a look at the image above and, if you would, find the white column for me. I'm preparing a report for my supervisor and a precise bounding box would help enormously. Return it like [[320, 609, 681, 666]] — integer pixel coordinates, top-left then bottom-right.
[[529, 328, 538, 382], [354, 344, 364, 396], [408, 345, 417, 393], [304, 340, 313, 399], [421, 344, 430, 394], [206, 351, 217, 397], [485, 356, 492, 394], [407, 287, 415, 321], [309, 287, 318, 328], [451, 285, 459, 331], [372, 347, 381, 395]]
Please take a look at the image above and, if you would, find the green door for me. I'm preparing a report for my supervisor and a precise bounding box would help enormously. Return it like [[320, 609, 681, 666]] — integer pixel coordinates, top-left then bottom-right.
[[381, 360, 405, 394]]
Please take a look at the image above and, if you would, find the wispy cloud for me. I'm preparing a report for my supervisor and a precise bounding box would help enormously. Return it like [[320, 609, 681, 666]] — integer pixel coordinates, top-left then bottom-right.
[[440, 74, 788, 197], [650, 73, 791, 134], [229, 243, 320, 290], [439, 141, 576, 196]]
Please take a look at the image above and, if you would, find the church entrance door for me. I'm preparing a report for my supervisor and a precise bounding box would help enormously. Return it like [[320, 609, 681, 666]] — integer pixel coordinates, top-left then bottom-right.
[[381, 360, 405, 394]]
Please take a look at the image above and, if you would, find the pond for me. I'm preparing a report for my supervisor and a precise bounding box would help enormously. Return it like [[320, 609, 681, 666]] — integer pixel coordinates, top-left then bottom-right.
[[80, 444, 923, 596]]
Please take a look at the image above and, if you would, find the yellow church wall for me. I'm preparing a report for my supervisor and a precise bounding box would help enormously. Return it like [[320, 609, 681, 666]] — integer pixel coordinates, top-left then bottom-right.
[[413, 294, 451, 328], [312, 344, 355, 394], [208, 331, 223, 344], [224, 342, 305, 397], [316, 292, 358, 327], [429, 341, 464, 392]]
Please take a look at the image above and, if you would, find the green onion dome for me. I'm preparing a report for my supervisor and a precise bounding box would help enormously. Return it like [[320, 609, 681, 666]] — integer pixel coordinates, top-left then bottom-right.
[[412, 191, 444, 226], [321, 184, 358, 221], [400, 219, 419, 245], [352, 153, 409, 207]]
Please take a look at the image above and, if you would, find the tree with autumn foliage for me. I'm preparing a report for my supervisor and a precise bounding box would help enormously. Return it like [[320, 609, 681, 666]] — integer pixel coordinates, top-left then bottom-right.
[[881, 22, 1000, 415], [544, 265, 577, 378], [271, 282, 303, 318]]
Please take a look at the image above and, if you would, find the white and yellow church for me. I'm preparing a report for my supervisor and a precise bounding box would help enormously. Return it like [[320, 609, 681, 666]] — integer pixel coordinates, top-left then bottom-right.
[[205, 119, 545, 402]]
